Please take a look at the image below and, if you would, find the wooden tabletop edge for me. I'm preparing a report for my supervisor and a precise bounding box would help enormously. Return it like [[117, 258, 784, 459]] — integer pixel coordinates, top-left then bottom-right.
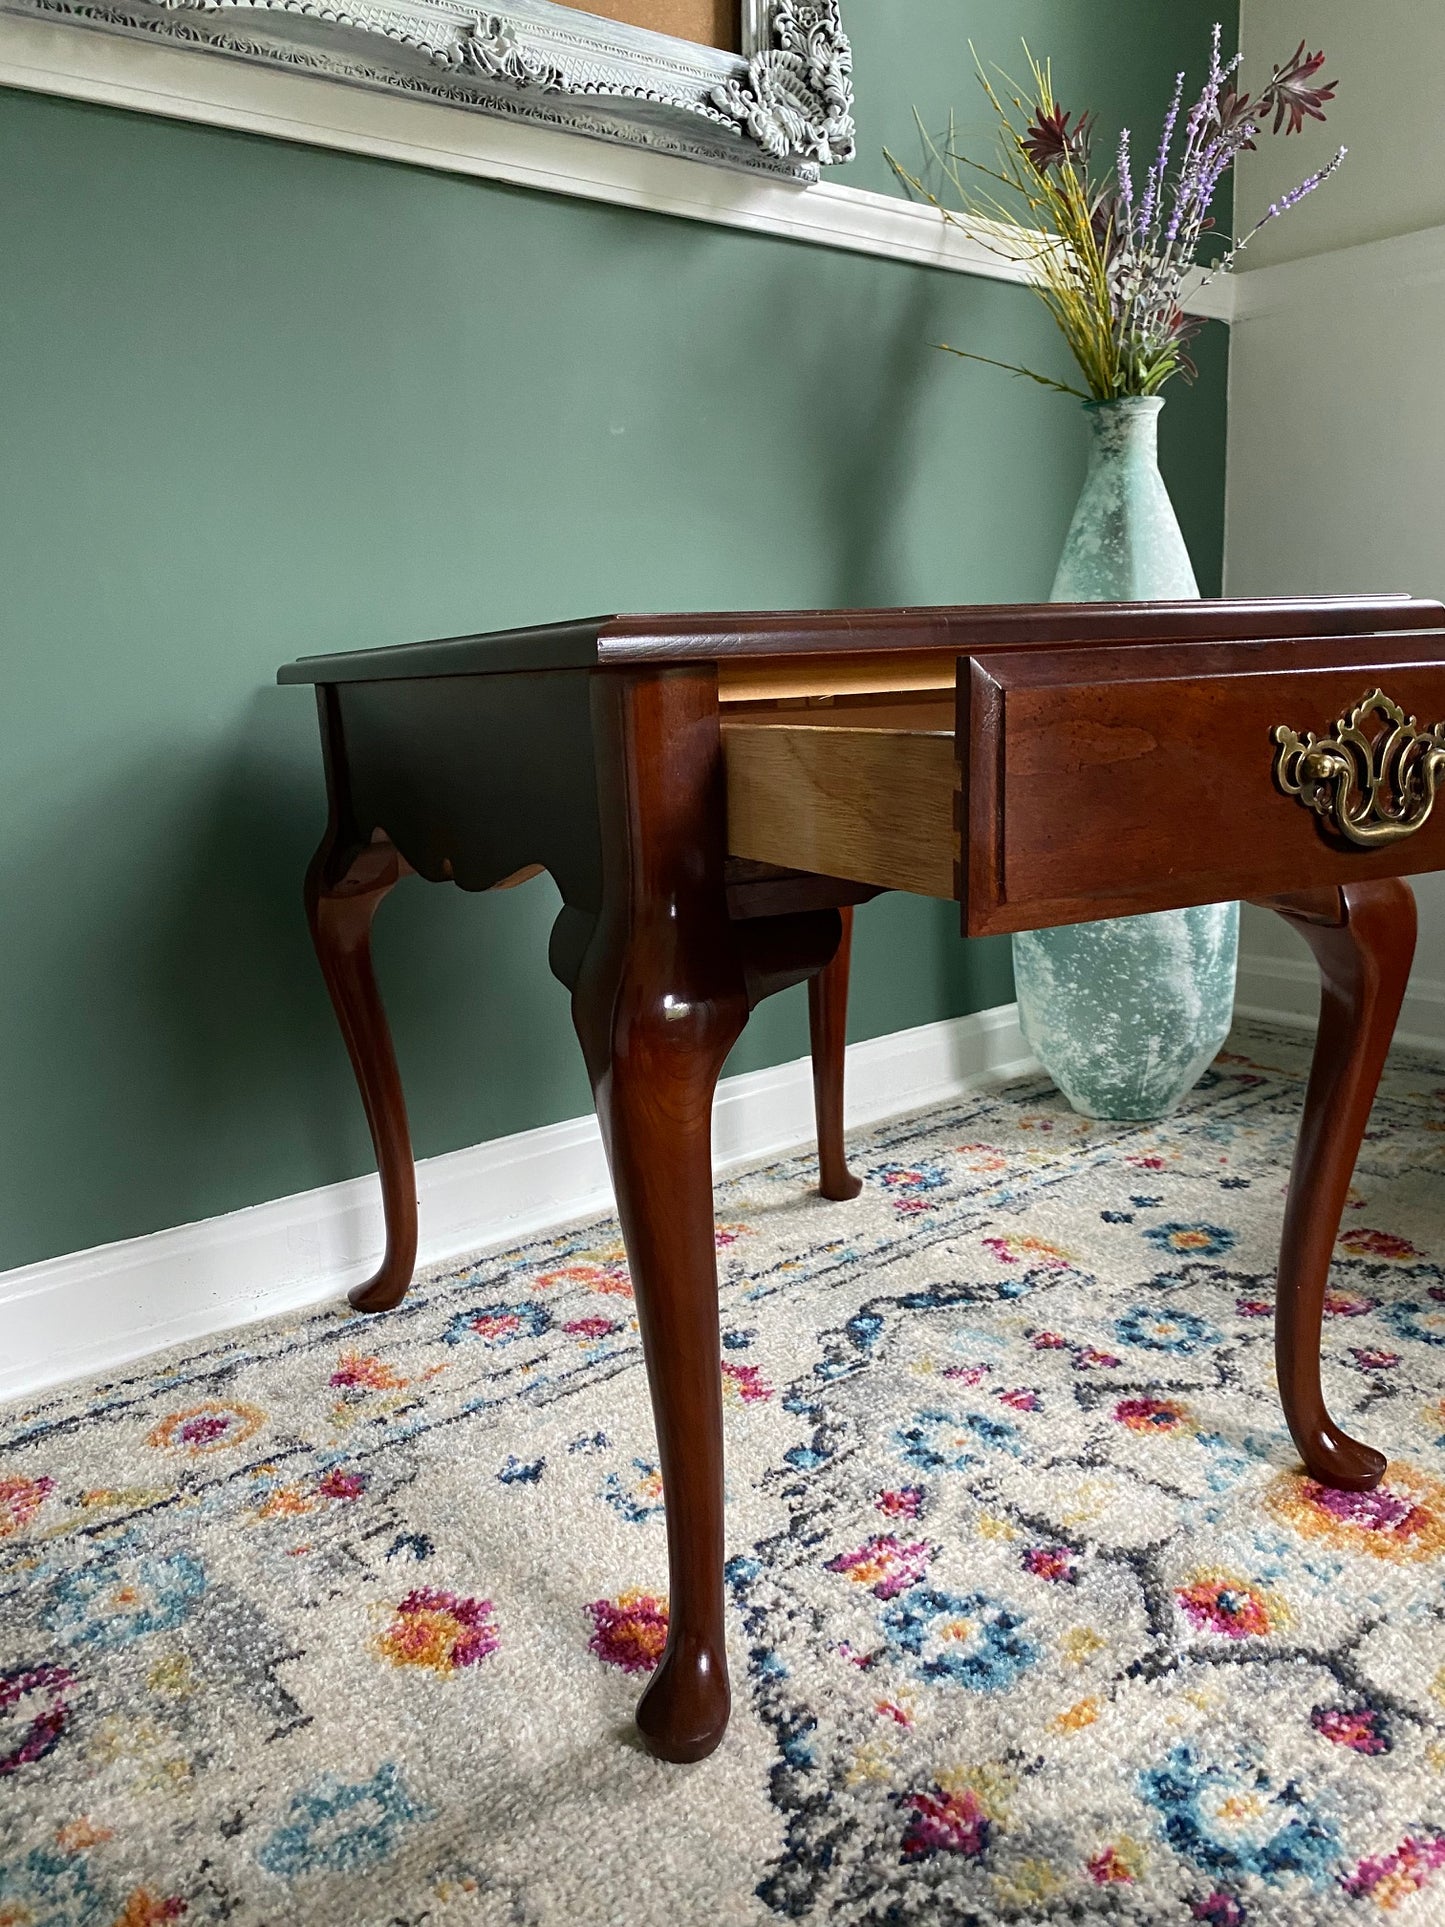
[[276, 598, 1445, 682]]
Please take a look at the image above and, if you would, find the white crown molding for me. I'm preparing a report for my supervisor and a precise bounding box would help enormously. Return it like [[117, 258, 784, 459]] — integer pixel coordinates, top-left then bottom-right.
[[0, 1003, 1034, 1407], [1228, 221, 1445, 326], [0, 11, 1233, 317]]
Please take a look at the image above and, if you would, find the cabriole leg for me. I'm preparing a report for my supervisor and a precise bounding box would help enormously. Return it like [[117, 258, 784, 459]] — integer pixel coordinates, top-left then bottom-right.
[[306, 835, 418, 1315], [809, 903, 863, 1201], [570, 668, 750, 1763], [573, 984, 744, 1761], [1263, 879, 1417, 1490]]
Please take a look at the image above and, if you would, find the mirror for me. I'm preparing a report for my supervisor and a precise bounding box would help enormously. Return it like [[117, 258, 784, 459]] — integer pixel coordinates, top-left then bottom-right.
[[572, 0, 736, 54], [18, 0, 854, 177]]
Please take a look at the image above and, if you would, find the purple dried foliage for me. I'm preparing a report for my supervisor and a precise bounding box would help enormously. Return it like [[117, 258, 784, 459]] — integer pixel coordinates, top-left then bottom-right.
[[1074, 22, 1343, 392]]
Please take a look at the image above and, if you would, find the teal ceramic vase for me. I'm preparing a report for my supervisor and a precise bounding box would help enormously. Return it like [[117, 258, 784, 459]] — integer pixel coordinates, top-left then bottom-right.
[[1011, 397, 1239, 1120]]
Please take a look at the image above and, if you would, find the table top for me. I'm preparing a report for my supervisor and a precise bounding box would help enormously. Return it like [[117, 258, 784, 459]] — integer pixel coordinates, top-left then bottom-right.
[[277, 596, 1445, 685]]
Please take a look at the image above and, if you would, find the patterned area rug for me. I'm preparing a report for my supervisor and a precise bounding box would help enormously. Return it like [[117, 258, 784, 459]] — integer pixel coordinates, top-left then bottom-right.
[[4, 1024, 1445, 1926]]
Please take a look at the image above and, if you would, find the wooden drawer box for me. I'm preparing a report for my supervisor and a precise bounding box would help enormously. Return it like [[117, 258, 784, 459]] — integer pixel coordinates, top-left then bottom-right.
[[722, 634, 1445, 936], [722, 699, 956, 899]]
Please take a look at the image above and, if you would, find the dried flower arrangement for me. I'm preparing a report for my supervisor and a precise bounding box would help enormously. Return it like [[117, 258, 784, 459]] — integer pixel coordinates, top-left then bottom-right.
[[888, 26, 1344, 401]]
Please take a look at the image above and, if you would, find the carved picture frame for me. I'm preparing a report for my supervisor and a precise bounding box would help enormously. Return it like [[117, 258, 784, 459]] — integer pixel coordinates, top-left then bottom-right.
[[5, 0, 854, 178]]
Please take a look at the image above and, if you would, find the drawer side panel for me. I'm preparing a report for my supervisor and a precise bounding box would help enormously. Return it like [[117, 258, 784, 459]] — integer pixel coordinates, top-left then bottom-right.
[[724, 723, 957, 898]]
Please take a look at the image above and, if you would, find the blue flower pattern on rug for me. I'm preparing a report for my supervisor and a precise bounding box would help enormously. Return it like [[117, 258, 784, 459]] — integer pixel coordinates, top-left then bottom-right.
[[44, 1542, 206, 1650], [881, 1587, 1038, 1690], [1141, 1742, 1343, 1884], [1114, 1304, 1225, 1354], [257, 1763, 425, 1878]]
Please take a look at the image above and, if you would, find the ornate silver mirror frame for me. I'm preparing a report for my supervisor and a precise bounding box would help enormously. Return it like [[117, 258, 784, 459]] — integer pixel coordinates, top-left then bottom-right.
[[4, 0, 853, 177]]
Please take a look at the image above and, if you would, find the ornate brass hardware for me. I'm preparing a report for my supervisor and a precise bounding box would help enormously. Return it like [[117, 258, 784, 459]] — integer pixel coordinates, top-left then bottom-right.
[[1273, 688, 1445, 847]]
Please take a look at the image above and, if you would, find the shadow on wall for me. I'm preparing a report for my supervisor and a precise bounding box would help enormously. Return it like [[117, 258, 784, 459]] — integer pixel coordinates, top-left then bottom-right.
[[0, 690, 356, 1250], [814, 271, 944, 611], [0, 685, 598, 1268], [137, 691, 362, 1198]]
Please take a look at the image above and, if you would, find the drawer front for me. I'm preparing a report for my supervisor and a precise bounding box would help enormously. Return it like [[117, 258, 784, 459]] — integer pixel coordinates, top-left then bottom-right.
[[960, 641, 1445, 935]]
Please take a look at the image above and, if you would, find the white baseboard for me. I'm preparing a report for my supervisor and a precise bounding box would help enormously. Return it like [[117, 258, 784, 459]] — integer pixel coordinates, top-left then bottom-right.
[[1236, 953, 1445, 1055], [0, 1003, 1033, 1406]]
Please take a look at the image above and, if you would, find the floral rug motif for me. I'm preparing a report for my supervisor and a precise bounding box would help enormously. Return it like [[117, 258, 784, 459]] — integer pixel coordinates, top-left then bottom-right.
[[4, 1024, 1445, 1925]]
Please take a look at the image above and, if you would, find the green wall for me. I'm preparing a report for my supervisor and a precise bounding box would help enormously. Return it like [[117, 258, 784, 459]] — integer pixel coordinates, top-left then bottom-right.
[[1236, 0, 1445, 267], [850, 0, 1236, 199], [0, 1, 1230, 1269]]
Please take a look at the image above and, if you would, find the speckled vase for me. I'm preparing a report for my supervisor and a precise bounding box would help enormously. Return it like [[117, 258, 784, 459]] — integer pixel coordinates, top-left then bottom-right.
[[1011, 397, 1239, 1120]]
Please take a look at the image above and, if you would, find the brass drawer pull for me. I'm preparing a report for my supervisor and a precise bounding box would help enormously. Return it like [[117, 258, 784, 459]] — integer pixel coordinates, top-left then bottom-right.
[[1273, 688, 1445, 847]]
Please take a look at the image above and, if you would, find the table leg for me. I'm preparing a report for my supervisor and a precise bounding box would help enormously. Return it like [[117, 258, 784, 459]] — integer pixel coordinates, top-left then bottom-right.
[[573, 982, 743, 1761], [305, 834, 418, 1314], [1262, 879, 1417, 1490], [809, 904, 862, 1201], [571, 667, 752, 1763]]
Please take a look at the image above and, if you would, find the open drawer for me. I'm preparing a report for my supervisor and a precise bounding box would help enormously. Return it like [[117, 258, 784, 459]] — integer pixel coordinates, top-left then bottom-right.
[[722, 696, 958, 899], [721, 634, 1445, 936]]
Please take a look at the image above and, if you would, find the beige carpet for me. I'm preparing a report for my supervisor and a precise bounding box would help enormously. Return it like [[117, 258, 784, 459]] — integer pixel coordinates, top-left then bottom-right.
[[3, 1022, 1445, 1925]]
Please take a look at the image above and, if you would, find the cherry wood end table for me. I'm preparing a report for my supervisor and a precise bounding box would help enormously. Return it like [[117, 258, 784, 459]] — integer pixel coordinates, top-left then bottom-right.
[[280, 596, 1445, 1763]]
